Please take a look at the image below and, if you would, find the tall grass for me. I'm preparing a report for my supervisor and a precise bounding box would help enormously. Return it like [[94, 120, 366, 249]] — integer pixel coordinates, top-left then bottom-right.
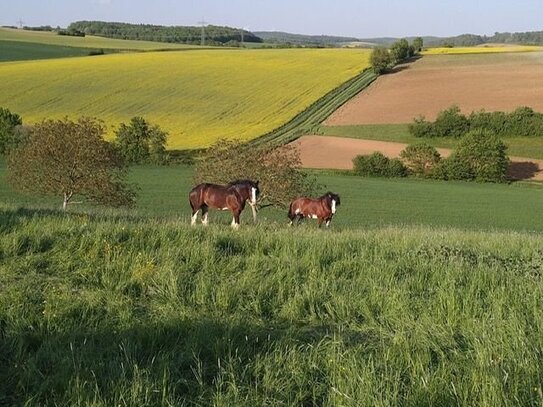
[[1, 205, 543, 405]]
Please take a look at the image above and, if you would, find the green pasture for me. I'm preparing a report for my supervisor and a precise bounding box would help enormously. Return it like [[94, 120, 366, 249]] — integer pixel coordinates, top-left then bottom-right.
[[321, 124, 543, 159], [1, 162, 542, 232], [0, 27, 195, 50], [0, 40, 116, 62]]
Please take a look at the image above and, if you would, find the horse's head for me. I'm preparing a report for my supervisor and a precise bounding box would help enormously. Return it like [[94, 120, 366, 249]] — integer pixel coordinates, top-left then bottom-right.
[[325, 192, 340, 213], [229, 179, 260, 206]]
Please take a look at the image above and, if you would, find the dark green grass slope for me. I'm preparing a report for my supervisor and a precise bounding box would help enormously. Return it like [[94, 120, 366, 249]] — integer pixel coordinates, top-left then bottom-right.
[[1, 208, 542, 405], [1, 162, 542, 232], [0, 40, 115, 62]]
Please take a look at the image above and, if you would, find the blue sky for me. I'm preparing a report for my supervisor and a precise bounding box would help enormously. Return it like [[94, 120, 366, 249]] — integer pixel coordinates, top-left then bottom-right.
[[3, 0, 543, 38]]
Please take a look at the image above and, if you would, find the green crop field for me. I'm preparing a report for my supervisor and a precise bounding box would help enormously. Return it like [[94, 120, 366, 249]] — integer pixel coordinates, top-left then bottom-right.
[[2, 162, 542, 232], [0, 27, 195, 50], [320, 124, 543, 159], [0, 48, 370, 149], [0, 40, 116, 62]]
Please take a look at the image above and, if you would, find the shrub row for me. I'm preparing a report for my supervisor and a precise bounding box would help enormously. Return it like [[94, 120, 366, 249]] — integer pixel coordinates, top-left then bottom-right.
[[409, 105, 543, 138], [353, 129, 509, 183]]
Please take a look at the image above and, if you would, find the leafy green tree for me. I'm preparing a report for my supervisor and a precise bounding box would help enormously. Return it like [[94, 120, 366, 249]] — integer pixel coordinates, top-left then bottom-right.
[[8, 117, 136, 210], [194, 139, 318, 210], [390, 39, 410, 63], [370, 46, 392, 74], [453, 129, 509, 182], [400, 143, 441, 177], [413, 37, 424, 52], [0, 107, 23, 155], [115, 117, 168, 164]]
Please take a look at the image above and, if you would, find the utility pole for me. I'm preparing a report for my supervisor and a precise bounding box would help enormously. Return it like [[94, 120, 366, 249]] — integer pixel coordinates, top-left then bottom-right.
[[198, 20, 208, 46], [17, 19, 25, 29]]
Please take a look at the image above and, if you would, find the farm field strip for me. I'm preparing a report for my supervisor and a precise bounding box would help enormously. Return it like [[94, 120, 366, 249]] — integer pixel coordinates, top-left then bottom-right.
[[325, 52, 543, 126], [423, 45, 543, 55], [0, 27, 194, 50], [292, 135, 543, 181], [0, 48, 371, 149]]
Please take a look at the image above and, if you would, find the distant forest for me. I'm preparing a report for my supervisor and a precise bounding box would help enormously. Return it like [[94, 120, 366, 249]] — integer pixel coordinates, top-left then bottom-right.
[[420, 31, 543, 47], [67, 21, 262, 46], [254, 31, 360, 46]]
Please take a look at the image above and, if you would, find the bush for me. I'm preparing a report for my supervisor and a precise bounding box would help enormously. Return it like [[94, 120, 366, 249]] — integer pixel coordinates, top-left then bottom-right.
[[400, 143, 441, 177], [433, 105, 470, 138], [410, 105, 543, 139], [353, 152, 407, 177], [434, 129, 508, 182]]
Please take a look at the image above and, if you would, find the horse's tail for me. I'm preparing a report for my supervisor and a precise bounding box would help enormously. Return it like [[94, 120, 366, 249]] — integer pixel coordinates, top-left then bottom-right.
[[189, 184, 204, 211], [287, 200, 297, 220]]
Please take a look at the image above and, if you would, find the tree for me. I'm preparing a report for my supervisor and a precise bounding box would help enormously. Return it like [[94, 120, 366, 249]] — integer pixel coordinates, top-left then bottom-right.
[[353, 152, 407, 177], [400, 143, 441, 177], [8, 117, 136, 210], [370, 46, 392, 74], [115, 117, 168, 164], [194, 139, 318, 210], [452, 129, 509, 182], [413, 37, 424, 52], [0, 107, 23, 155], [390, 39, 410, 63]]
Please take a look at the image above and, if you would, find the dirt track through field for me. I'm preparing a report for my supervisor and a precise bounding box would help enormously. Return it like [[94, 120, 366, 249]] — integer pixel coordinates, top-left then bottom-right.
[[325, 52, 543, 125], [292, 135, 543, 181]]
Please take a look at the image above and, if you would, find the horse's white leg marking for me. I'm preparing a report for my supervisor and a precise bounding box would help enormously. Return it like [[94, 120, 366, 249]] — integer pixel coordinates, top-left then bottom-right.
[[326, 220, 330, 227], [231, 218, 240, 229], [251, 187, 257, 205], [311, 214, 318, 219], [191, 210, 199, 226], [295, 209, 301, 214], [202, 212, 209, 226], [331, 199, 336, 214]]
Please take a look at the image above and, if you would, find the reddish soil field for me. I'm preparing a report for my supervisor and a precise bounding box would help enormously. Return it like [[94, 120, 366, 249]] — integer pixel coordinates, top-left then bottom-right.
[[325, 52, 543, 125], [292, 135, 543, 181]]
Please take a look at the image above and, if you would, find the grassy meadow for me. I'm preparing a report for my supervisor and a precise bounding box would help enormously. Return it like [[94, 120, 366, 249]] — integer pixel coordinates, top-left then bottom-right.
[[1, 204, 543, 405], [0, 48, 370, 149], [0, 40, 117, 62]]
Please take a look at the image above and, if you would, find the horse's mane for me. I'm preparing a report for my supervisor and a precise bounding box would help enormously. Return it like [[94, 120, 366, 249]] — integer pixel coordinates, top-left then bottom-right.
[[228, 179, 255, 186]]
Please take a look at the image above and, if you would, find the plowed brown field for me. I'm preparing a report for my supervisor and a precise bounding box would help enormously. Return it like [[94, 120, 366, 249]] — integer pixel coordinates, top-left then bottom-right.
[[293, 135, 543, 181], [325, 52, 543, 125]]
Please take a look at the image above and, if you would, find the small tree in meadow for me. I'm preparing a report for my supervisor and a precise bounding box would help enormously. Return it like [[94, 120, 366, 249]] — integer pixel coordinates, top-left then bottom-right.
[[413, 37, 424, 53], [400, 143, 441, 177], [453, 129, 509, 182], [370, 46, 392, 74], [8, 117, 136, 210], [194, 139, 318, 209], [390, 39, 410, 63], [0, 107, 24, 155], [115, 117, 168, 164]]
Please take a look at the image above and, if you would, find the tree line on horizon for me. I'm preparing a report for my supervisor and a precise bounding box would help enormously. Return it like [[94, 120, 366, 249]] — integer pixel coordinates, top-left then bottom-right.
[[67, 21, 262, 46]]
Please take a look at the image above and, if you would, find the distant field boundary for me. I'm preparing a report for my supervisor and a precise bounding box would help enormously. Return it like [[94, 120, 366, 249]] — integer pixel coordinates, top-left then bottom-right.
[[249, 68, 377, 146]]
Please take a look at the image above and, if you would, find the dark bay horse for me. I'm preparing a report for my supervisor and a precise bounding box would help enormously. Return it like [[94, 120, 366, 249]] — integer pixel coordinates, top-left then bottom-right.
[[189, 180, 259, 228], [288, 192, 340, 227]]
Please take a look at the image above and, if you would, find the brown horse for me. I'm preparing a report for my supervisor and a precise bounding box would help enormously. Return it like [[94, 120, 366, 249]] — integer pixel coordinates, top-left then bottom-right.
[[288, 192, 340, 227], [189, 180, 259, 228]]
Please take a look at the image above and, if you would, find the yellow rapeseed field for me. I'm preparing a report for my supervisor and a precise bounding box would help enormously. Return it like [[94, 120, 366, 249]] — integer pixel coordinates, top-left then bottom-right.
[[0, 27, 193, 50], [423, 45, 543, 55], [0, 49, 370, 149]]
